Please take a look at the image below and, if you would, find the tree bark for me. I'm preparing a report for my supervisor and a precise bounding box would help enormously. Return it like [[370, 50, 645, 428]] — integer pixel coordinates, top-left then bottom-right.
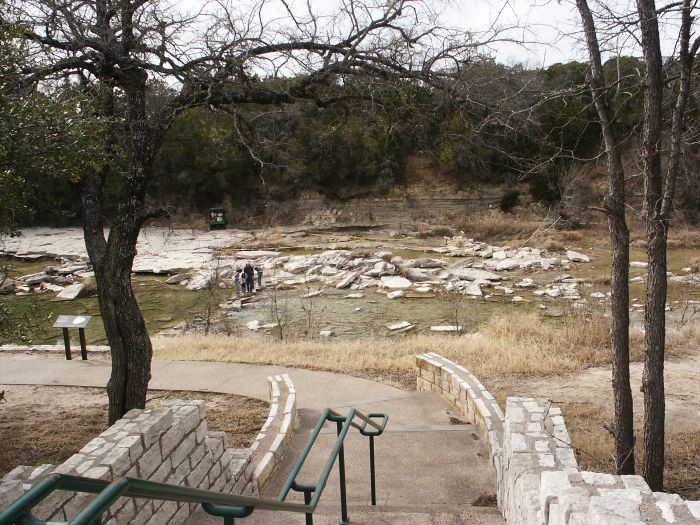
[[576, 0, 634, 474], [636, 0, 666, 491]]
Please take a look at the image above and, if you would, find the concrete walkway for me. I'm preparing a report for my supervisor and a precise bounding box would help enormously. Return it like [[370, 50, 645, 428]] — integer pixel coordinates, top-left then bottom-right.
[[0, 353, 504, 524], [0, 354, 404, 412]]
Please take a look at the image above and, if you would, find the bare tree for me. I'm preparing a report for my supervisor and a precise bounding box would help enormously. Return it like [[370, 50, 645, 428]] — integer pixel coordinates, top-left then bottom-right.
[[299, 285, 325, 339], [2, 0, 484, 423], [574, 0, 700, 489], [203, 250, 224, 336], [575, 0, 635, 475], [636, 0, 698, 490], [267, 281, 291, 342]]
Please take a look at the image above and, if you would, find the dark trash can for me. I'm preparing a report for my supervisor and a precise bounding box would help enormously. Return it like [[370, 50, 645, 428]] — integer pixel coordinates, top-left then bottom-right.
[[209, 207, 227, 230]]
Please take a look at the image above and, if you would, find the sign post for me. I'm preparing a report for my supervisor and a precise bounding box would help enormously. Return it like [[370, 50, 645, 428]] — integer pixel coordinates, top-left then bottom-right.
[[52, 315, 92, 360]]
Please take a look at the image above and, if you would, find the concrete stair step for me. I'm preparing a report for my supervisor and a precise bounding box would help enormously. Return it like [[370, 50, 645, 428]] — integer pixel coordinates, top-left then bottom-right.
[[188, 503, 504, 525], [185, 391, 503, 525]]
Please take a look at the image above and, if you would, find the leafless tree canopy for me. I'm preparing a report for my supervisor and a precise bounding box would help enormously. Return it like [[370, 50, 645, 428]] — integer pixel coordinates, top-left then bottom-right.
[[3, 0, 507, 105]]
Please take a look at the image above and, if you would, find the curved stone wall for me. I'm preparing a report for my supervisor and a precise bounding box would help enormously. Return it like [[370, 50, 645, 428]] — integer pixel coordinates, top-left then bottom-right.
[[250, 373, 300, 492], [416, 352, 700, 525]]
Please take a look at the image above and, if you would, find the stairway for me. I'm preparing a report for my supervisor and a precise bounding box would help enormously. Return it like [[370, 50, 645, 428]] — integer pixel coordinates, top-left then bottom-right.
[[188, 391, 505, 524]]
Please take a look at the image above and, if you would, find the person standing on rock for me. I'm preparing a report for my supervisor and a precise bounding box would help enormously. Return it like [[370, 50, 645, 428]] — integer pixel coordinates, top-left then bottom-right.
[[232, 269, 242, 298], [255, 265, 263, 288], [244, 263, 255, 294]]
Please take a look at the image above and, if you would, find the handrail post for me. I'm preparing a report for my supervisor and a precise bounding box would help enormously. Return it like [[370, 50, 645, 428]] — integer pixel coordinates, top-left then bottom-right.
[[369, 435, 376, 506], [303, 489, 313, 525], [335, 420, 349, 525]]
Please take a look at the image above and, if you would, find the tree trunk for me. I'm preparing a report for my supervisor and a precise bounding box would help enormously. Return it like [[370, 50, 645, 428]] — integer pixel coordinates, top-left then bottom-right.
[[96, 259, 153, 424], [608, 208, 634, 473], [82, 79, 163, 424], [576, 0, 635, 474], [642, 226, 667, 490], [636, 0, 666, 491]]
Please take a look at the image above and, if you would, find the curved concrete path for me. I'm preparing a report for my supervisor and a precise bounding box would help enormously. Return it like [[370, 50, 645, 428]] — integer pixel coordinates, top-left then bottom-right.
[[0, 353, 402, 410], [0, 353, 504, 524]]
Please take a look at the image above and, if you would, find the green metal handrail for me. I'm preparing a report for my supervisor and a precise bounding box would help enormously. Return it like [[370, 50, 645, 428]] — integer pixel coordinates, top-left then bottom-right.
[[0, 408, 387, 525]]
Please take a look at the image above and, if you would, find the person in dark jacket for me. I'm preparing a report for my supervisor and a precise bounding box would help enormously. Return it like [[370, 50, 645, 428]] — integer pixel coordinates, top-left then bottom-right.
[[244, 263, 255, 293]]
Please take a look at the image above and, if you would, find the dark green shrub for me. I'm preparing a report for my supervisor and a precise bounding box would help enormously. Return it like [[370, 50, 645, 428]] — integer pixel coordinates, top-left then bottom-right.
[[499, 189, 521, 212], [529, 174, 561, 204]]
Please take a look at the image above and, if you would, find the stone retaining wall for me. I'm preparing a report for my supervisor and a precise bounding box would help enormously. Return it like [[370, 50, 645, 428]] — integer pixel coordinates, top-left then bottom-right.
[[416, 353, 700, 525], [249, 374, 300, 492], [0, 400, 256, 524]]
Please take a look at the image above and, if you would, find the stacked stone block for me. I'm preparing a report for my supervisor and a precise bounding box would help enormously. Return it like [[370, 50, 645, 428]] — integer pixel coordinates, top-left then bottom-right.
[[504, 397, 700, 525], [503, 397, 578, 525], [250, 374, 300, 492], [0, 400, 255, 524]]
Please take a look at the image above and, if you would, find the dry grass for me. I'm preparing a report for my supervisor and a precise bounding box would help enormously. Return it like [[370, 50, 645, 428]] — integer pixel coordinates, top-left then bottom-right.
[[153, 312, 698, 384], [0, 400, 107, 476], [629, 222, 700, 249], [541, 230, 595, 252], [690, 256, 700, 273], [668, 225, 700, 249], [416, 225, 454, 239], [542, 239, 566, 252], [454, 213, 542, 243], [561, 402, 700, 500], [0, 386, 268, 477], [453, 212, 603, 248]]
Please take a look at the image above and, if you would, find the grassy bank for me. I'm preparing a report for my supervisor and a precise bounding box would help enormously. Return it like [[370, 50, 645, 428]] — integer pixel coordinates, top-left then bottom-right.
[[153, 312, 698, 389]]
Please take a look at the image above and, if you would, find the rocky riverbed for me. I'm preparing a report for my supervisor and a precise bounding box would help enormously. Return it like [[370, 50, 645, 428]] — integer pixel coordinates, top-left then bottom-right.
[[2, 227, 698, 340]]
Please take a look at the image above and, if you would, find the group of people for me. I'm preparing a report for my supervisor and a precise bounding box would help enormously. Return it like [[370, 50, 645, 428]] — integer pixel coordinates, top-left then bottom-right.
[[232, 263, 263, 297]]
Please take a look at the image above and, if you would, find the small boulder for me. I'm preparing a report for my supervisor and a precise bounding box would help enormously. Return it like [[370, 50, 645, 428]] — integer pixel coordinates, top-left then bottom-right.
[[386, 290, 405, 300], [450, 268, 502, 282], [463, 282, 482, 297], [385, 321, 414, 332], [515, 278, 536, 288], [56, 283, 86, 300], [336, 272, 358, 289], [495, 259, 520, 271], [380, 276, 412, 289], [430, 325, 462, 332], [566, 250, 590, 263], [402, 267, 430, 282], [165, 273, 190, 284]]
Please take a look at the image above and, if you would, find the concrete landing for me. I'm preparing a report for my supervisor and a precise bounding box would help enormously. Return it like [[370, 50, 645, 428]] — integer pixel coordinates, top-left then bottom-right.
[[189, 403, 503, 524]]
